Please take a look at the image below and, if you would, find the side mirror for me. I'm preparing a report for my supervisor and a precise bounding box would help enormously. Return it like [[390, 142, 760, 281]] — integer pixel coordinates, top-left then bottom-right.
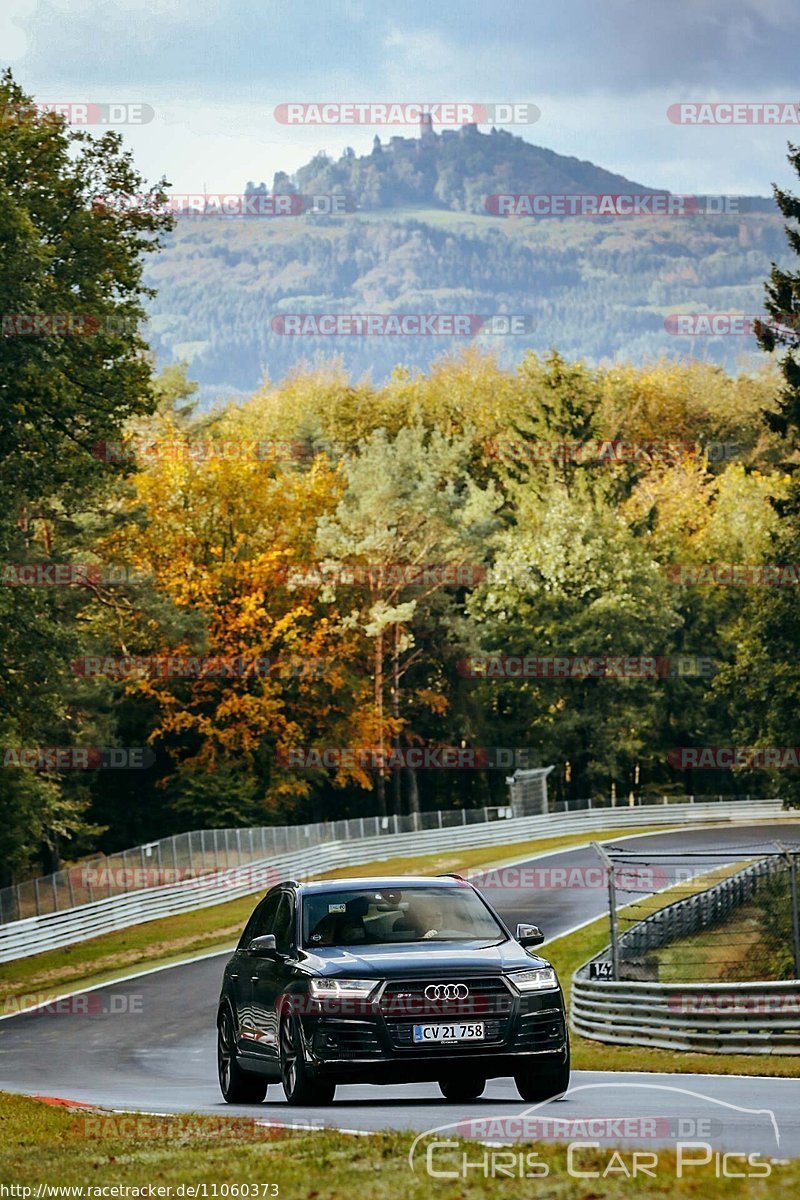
[[248, 934, 278, 956], [516, 922, 544, 947]]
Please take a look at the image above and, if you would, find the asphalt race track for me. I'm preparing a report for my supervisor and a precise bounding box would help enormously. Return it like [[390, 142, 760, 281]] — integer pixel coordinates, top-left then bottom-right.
[[2, 821, 800, 1157]]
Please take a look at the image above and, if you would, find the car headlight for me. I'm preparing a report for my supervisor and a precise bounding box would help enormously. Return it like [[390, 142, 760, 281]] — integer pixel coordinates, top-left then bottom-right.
[[309, 978, 376, 999], [508, 967, 558, 992]]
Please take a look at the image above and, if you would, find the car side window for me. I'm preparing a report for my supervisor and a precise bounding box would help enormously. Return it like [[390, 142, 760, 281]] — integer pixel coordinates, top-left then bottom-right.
[[273, 892, 295, 956], [238, 892, 280, 948]]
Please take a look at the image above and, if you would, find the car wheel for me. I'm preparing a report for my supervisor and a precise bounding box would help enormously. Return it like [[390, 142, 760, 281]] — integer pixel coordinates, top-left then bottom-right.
[[217, 1005, 268, 1103], [280, 1015, 336, 1106], [439, 1074, 486, 1101], [513, 1049, 570, 1103]]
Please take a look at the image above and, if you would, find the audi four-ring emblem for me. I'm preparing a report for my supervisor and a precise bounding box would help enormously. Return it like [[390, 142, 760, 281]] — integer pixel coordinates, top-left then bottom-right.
[[424, 983, 469, 1000]]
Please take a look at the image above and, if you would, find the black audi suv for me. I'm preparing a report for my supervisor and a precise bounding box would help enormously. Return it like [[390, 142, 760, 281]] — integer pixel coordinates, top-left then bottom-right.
[[217, 874, 570, 1105]]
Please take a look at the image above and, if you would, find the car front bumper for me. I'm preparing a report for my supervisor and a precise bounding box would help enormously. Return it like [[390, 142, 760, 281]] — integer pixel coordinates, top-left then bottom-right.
[[295, 975, 567, 1083]]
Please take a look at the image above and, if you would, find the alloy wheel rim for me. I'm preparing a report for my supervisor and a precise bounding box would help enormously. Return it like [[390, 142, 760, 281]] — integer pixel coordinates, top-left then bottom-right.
[[218, 1012, 232, 1092], [281, 1020, 297, 1093]]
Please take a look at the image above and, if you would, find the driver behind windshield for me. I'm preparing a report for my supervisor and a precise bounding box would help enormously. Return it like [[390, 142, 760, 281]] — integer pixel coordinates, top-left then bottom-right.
[[395, 898, 445, 939]]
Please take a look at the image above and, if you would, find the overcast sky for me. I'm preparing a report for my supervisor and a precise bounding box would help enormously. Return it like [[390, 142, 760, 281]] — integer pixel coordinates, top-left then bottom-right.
[[3, 0, 800, 195]]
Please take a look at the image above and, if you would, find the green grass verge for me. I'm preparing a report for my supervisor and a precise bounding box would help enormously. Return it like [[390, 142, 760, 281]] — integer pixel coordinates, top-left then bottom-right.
[[0, 1092, 796, 1193], [1, 824, 666, 1009], [655, 883, 793, 984], [655, 902, 765, 983]]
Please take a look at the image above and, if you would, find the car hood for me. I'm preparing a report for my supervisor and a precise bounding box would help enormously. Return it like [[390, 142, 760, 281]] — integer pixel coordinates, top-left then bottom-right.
[[298, 939, 549, 977]]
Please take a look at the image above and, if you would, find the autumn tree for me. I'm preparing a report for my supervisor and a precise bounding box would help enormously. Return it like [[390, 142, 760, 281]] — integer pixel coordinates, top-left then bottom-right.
[[314, 424, 501, 814]]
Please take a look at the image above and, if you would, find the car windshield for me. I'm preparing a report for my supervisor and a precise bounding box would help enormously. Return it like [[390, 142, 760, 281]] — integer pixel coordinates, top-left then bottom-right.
[[301, 885, 503, 947]]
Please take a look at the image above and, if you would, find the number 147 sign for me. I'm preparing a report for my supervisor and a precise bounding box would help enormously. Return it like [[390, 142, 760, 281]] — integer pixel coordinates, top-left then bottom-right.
[[590, 961, 614, 980]]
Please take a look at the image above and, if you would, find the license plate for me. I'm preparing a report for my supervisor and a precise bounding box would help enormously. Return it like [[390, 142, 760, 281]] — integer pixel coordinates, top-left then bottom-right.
[[412, 1022, 485, 1043]]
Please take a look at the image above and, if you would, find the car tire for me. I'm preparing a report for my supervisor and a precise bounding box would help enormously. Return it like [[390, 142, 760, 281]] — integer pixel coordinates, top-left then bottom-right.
[[439, 1074, 486, 1101], [217, 1005, 268, 1104], [513, 1047, 570, 1103], [280, 1015, 336, 1106]]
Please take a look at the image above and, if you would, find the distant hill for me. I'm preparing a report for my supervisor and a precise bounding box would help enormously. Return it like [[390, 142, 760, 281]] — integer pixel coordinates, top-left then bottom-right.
[[247, 125, 776, 217], [142, 128, 783, 404], [282, 125, 657, 213]]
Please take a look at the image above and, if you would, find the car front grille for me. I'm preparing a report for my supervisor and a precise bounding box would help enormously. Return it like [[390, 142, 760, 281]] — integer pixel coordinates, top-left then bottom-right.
[[380, 977, 513, 1049]]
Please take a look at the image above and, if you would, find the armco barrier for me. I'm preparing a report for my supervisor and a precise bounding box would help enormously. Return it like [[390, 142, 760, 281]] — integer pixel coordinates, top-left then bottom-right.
[[0, 798, 786, 963], [571, 853, 800, 1054], [570, 978, 800, 1055]]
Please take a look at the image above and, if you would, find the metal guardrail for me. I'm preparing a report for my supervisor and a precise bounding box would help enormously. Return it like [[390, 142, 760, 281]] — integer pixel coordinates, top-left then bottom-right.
[[570, 977, 800, 1054], [571, 854, 800, 1054], [0, 798, 785, 964]]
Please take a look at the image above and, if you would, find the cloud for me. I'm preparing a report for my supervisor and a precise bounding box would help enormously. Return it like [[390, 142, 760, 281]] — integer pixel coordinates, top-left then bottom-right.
[[1, 0, 37, 61], [7, 0, 800, 95], [4, 0, 799, 196]]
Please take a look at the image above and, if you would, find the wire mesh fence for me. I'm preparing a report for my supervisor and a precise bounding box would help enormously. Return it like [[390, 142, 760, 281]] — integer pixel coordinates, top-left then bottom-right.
[[0, 789, 778, 926], [0, 803, 519, 924], [593, 841, 800, 983]]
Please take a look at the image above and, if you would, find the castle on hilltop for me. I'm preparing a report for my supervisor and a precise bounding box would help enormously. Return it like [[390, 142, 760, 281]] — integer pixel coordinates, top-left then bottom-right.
[[371, 112, 480, 154]]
